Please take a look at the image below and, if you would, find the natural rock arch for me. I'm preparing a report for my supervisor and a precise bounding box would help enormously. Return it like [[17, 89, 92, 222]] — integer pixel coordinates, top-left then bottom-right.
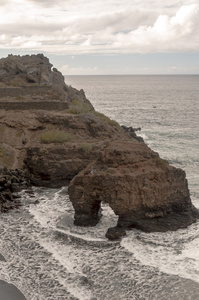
[[68, 141, 199, 239]]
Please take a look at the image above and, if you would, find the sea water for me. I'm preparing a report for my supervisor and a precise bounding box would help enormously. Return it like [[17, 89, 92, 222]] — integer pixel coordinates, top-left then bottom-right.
[[0, 75, 199, 299]]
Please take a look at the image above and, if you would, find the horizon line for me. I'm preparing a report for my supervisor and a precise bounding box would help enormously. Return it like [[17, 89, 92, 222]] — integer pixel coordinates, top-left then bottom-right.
[[64, 73, 199, 76]]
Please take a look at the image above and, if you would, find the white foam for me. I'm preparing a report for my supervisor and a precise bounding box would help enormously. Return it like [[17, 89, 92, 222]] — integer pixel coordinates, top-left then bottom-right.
[[37, 235, 92, 300], [28, 186, 118, 244], [139, 133, 148, 140], [121, 222, 199, 283]]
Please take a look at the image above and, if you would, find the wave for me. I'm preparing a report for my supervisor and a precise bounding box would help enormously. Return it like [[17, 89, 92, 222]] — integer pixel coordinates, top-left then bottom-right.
[[121, 222, 199, 284]]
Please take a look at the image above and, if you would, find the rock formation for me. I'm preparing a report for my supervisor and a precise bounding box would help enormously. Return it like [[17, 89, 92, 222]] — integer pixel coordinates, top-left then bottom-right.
[[0, 54, 53, 85], [0, 53, 198, 239], [0, 167, 31, 213], [68, 141, 198, 238], [0, 53, 92, 106]]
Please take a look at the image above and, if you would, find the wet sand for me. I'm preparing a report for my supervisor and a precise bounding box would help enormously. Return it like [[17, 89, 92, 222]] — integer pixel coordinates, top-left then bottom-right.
[[0, 254, 27, 300], [0, 253, 6, 261], [0, 280, 27, 300]]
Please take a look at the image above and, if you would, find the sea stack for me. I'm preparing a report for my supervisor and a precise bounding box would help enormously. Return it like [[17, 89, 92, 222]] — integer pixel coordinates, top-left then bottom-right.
[[68, 141, 199, 239]]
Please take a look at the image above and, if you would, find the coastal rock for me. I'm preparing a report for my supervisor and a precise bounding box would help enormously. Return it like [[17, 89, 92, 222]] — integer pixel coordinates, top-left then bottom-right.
[[0, 168, 31, 213], [105, 226, 126, 240], [121, 125, 144, 142], [68, 140, 199, 237]]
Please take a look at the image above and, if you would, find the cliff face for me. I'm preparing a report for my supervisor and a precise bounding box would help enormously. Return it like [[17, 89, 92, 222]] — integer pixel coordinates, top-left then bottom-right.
[[0, 54, 198, 239], [0, 109, 127, 183]]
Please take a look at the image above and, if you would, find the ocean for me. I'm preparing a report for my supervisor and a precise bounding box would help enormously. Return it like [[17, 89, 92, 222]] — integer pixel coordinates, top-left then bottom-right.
[[0, 75, 199, 299]]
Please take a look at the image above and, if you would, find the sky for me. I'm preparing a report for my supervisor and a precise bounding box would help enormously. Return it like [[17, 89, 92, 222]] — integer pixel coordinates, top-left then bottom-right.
[[0, 0, 199, 75]]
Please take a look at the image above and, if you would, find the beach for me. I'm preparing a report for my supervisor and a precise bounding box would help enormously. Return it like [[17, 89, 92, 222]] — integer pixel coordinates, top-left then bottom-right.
[[0, 254, 27, 300]]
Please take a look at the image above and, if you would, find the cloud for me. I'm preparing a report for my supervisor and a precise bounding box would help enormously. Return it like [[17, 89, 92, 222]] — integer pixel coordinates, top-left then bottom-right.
[[0, 1, 199, 55], [60, 64, 98, 75]]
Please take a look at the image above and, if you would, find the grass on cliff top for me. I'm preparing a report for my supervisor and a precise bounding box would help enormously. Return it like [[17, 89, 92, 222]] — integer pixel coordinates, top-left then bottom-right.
[[81, 142, 93, 154], [40, 130, 71, 144], [67, 100, 120, 128]]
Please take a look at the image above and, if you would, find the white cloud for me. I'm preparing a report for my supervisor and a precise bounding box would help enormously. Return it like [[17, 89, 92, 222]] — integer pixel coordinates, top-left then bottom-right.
[[0, 1, 198, 54], [60, 64, 98, 75]]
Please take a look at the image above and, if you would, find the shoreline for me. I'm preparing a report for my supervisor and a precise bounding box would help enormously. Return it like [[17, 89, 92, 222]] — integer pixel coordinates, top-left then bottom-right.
[[0, 280, 27, 300], [0, 254, 27, 300], [0, 253, 6, 261]]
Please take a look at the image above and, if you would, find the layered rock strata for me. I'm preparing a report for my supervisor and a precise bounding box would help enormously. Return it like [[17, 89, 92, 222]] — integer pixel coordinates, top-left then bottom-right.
[[0, 108, 127, 186]]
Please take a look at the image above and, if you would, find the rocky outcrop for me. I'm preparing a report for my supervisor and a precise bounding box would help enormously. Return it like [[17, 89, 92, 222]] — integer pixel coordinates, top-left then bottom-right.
[[0, 54, 93, 108], [0, 167, 31, 213], [0, 54, 49, 84], [121, 125, 144, 142], [68, 141, 199, 237]]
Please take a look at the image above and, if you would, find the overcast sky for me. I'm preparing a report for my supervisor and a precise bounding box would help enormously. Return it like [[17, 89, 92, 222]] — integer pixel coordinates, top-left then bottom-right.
[[0, 0, 199, 74]]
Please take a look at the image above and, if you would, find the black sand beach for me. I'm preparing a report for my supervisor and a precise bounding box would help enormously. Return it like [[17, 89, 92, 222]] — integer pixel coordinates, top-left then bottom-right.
[[0, 280, 27, 300], [0, 254, 27, 300], [0, 253, 6, 262]]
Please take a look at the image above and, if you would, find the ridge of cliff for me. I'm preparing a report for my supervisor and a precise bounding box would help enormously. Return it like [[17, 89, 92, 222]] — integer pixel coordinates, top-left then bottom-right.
[[0, 53, 93, 107]]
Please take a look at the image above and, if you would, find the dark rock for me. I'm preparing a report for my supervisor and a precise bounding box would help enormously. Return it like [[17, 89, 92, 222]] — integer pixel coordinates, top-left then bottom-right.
[[0, 168, 31, 213], [121, 125, 144, 142], [25, 190, 35, 195], [11, 183, 22, 193], [105, 226, 126, 240]]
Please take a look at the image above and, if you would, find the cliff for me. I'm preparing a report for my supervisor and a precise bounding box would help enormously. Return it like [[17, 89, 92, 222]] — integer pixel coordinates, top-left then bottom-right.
[[0, 54, 198, 238]]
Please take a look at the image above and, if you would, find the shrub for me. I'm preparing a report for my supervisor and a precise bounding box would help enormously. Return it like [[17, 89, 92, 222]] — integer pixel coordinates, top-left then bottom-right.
[[15, 96, 24, 101], [81, 143, 93, 154], [67, 99, 91, 114], [93, 111, 120, 128], [154, 157, 169, 169], [40, 130, 71, 144]]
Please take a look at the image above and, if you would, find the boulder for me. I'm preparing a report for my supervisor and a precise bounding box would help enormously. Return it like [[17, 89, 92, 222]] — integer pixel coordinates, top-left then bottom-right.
[[105, 226, 126, 240]]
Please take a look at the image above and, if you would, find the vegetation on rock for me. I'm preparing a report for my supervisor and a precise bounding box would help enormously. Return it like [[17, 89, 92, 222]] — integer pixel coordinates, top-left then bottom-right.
[[93, 111, 120, 128], [40, 130, 72, 144], [81, 143, 93, 154], [67, 99, 92, 114]]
